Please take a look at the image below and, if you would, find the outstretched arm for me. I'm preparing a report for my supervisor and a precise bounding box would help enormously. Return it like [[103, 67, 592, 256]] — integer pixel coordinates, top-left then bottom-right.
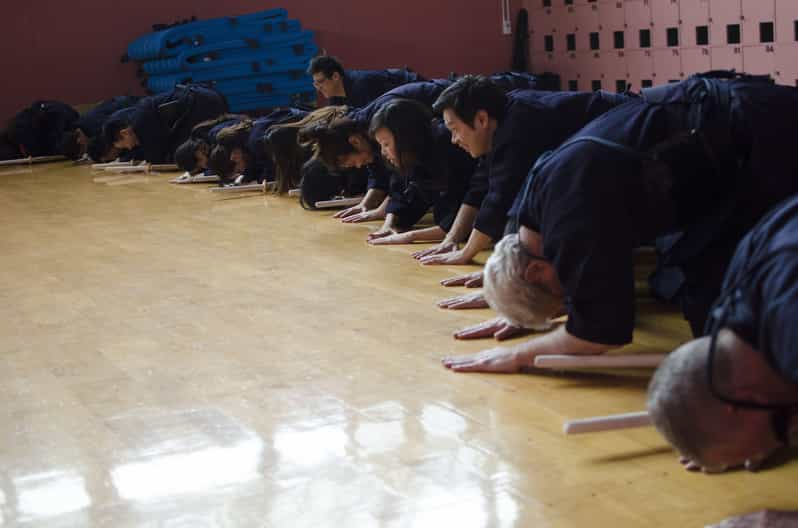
[[452, 316, 528, 340], [368, 225, 446, 246], [419, 228, 493, 266], [437, 291, 489, 310], [442, 325, 612, 373], [440, 271, 483, 288], [334, 189, 388, 220], [367, 213, 401, 241], [413, 204, 479, 260]]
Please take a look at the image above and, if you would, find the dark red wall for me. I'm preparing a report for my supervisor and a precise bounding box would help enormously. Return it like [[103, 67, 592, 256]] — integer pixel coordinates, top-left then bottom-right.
[[0, 1, 521, 123]]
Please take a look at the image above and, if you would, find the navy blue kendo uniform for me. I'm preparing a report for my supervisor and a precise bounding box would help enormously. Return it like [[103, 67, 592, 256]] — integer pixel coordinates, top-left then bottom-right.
[[467, 89, 632, 242], [385, 120, 477, 231], [122, 85, 228, 163], [8, 100, 79, 157], [205, 118, 246, 143], [347, 79, 454, 126], [75, 96, 142, 139], [708, 194, 798, 383], [516, 73, 798, 344], [485, 71, 561, 92], [239, 107, 307, 183], [326, 68, 425, 108]]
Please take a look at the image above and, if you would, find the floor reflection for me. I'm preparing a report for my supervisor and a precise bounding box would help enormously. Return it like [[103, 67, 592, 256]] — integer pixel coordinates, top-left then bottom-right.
[[272, 422, 349, 469], [111, 438, 263, 501], [2, 162, 773, 526], [14, 470, 91, 522], [354, 421, 405, 456], [109, 407, 264, 502]]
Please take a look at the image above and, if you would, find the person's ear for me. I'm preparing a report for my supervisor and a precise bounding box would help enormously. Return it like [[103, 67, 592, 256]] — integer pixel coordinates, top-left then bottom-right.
[[331, 72, 342, 82], [348, 134, 363, 149], [522, 260, 548, 283], [473, 110, 490, 130]]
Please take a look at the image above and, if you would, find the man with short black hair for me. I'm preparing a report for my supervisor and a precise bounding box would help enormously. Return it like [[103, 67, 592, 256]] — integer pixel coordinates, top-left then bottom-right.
[[420, 75, 629, 265], [307, 55, 423, 108]]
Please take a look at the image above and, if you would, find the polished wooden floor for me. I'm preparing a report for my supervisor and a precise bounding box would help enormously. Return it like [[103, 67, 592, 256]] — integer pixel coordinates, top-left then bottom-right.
[[1, 162, 796, 527]]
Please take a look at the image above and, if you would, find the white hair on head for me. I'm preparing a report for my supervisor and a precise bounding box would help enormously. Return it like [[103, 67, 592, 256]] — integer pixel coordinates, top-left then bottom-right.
[[483, 233, 562, 330]]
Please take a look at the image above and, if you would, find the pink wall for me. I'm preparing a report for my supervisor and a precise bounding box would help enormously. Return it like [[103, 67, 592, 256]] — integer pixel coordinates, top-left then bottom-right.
[[0, 1, 521, 123], [524, 0, 798, 91]]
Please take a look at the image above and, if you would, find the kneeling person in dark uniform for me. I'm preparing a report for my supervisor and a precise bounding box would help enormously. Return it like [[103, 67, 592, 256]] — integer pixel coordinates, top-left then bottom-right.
[[442, 73, 798, 373], [648, 194, 798, 474], [59, 96, 142, 160], [102, 85, 228, 164], [421, 75, 630, 266], [2, 100, 79, 159], [308, 55, 423, 108]]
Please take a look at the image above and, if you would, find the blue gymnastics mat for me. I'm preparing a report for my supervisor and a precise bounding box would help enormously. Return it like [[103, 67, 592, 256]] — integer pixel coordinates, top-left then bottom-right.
[[127, 9, 299, 61]]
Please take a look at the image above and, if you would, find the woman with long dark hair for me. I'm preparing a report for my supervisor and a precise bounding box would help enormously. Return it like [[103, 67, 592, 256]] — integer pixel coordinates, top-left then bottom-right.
[[174, 114, 248, 176], [300, 94, 478, 245], [368, 99, 479, 246], [258, 106, 372, 204], [297, 80, 454, 221]]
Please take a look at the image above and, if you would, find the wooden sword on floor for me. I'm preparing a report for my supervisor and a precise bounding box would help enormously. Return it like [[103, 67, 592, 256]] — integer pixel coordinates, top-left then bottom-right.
[[0, 155, 66, 167]]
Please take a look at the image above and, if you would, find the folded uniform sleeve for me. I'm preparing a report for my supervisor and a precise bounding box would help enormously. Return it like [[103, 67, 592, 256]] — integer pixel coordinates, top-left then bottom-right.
[[386, 169, 435, 229], [367, 162, 392, 192]]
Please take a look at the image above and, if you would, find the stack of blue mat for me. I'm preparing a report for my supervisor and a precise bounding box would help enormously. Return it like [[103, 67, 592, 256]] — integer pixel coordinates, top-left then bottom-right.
[[127, 9, 318, 112]]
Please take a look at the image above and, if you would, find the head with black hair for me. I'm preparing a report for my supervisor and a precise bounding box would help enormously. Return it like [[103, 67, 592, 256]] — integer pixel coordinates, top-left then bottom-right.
[[86, 136, 117, 162], [307, 56, 346, 100], [432, 75, 507, 158], [299, 118, 374, 171], [58, 128, 90, 160], [369, 98, 434, 174], [262, 106, 348, 192], [175, 114, 248, 175], [208, 144, 235, 184], [213, 121, 256, 179], [103, 114, 138, 151], [299, 158, 344, 209], [174, 138, 210, 174], [264, 126, 307, 194]]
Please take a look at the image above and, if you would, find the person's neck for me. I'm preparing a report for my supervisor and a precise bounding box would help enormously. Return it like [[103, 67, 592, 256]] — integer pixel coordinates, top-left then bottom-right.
[[328, 81, 346, 99], [484, 119, 499, 155]]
